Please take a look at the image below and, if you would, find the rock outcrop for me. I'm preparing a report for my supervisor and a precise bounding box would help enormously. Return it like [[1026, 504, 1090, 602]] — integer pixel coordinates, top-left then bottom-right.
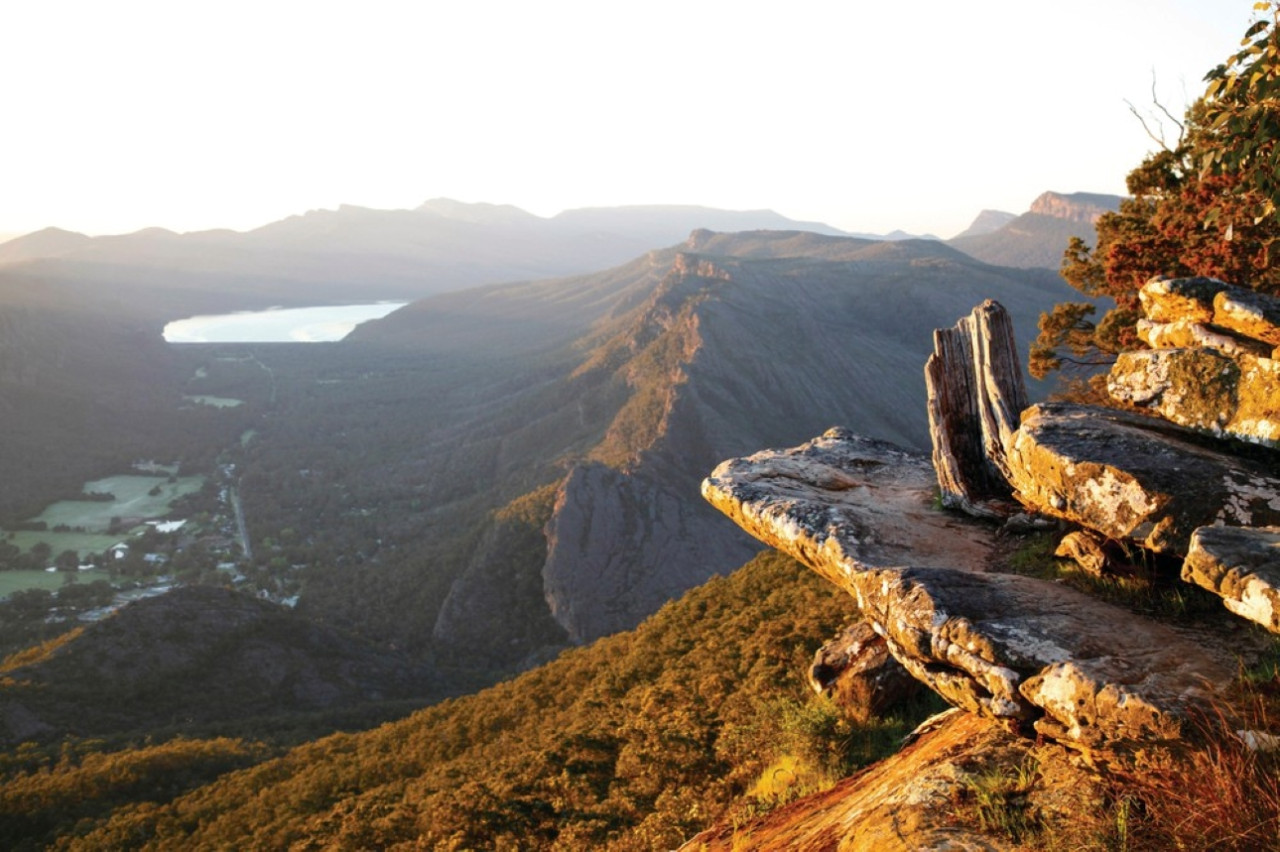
[[1005, 276, 1280, 630], [697, 279, 1280, 847], [1005, 402, 1280, 553], [703, 429, 1230, 748], [925, 300, 1027, 518], [809, 621, 920, 719], [1108, 347, 1280, 446], [1182, 525, 1280, 634], [1109, 277, 1280, 448]]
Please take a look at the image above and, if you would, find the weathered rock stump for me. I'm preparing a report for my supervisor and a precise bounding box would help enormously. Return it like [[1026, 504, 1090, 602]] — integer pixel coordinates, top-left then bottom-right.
[[925, 299, 1027, 518], [809, 621, 921, 720]]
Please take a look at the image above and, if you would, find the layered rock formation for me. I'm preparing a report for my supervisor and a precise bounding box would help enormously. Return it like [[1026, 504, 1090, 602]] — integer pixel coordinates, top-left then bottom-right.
[[703, 429, 1230, 747], [696, 276, 1280, 845], [1007, 277, 1280, 632]]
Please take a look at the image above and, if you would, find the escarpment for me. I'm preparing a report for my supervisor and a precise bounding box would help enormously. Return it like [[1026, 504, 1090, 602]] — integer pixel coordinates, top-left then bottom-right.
[[694, 287, 1280, 848]]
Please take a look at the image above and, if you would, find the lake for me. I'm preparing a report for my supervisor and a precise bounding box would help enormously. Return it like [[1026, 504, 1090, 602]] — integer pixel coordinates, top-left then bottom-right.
[[163, 302, 407, 343]]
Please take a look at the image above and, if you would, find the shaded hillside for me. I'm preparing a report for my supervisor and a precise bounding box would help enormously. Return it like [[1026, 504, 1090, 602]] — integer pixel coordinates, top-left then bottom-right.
[[0, 586, 439, 746], [232, 230, 1077, 678], [33, 552, 939, 852], [948, 190, 1123, 268]]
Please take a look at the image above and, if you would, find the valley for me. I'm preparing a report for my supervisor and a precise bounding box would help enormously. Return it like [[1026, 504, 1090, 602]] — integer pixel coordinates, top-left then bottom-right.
[[0, 196, 1109, 847], [0, 210, 1085, 682]]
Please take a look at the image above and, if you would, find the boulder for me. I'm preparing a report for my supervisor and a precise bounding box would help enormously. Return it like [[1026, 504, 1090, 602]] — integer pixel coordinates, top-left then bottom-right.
[[1138, 276, 1229, 324], [924, 300, 1027, 518], [1135, 318, 1272, 359], [1107, 348, 1280, 448], [1182, 525, 1280, 634], [702, 428, 1231, 748], [809, 620, 921, 720], [1214, 286, 1280, 347], [1054, 530, 1110, 577], [1005, 402, 1280, 554]]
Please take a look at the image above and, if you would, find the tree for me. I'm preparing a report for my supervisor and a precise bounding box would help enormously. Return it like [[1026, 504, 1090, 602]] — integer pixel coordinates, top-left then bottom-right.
[[1031, 5, 1280, 387], [29, 541, 52, 567], [1202, 2, 1280, 223]]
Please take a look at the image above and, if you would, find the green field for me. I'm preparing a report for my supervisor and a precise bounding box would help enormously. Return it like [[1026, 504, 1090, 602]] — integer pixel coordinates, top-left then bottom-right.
[[7, 530, 125, 557], [0, 568, 114, 597], [183, 395, 244, 408], [27, 475, 206, 533]]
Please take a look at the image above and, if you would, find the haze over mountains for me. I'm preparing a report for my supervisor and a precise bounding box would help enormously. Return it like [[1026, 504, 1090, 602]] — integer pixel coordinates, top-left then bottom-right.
[[0, 202, 857, 314], [0, 197, 1101, 661], [0, 190, 1121, 845]]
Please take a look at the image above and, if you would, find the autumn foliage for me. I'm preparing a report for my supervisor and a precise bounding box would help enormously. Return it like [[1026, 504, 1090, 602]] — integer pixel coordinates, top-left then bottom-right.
[[1031, 3, 1280, 386]]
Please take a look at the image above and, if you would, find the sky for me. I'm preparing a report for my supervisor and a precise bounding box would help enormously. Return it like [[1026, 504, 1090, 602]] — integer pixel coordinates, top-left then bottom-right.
[[0, 1, 1262, 240]]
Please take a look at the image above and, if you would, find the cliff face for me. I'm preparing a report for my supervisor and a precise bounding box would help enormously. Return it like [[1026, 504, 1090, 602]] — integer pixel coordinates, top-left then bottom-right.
[[1027, 190, 1121, 223], [948, 190, 1123, 269], [530, 233, 1076, 645]]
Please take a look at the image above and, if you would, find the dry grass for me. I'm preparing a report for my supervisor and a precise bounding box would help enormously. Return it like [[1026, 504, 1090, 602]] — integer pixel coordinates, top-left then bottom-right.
[[1116, 681, 1280, 851]]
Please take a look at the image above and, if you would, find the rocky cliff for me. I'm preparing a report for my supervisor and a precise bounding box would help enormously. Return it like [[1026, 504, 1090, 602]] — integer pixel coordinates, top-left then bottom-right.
[[948, 190, 1124, 269], [532, 233, 1075, 644], [693, 284, 1280, 847], [1026, 190, 1121, 223]]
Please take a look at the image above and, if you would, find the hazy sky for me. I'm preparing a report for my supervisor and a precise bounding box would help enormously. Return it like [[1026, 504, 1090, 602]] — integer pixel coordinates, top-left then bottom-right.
[[0, 1, 1260, 240]]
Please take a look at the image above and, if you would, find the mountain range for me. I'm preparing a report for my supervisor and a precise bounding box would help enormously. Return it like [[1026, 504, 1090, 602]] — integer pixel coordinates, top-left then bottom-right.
[[0, 191, 1124, 847], [0, 197, 1092, 680]]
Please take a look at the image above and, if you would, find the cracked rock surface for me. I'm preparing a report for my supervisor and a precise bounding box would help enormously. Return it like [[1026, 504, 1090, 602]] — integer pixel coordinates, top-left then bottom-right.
[[1005, 402, 1280, 554], [702, 428, 1231, 749], [1183, 525, 1280, 634]]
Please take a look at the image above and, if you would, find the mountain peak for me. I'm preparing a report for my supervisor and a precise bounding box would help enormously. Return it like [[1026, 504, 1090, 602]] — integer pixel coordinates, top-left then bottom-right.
[[1028, 191, 1122, 223], [416, 197, 539, 224], [0, 226, 94, 264], [952, 209, 1017, 240]]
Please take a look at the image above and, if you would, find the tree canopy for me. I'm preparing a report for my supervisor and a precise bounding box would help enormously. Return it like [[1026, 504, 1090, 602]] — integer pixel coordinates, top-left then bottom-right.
[[1030, 2, 1280, 386]]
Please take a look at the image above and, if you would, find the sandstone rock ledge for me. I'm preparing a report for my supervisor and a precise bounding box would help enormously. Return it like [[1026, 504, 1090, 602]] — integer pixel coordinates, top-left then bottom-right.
[[701, 428, 1231, 749], [1005, 402, 1280, 554]]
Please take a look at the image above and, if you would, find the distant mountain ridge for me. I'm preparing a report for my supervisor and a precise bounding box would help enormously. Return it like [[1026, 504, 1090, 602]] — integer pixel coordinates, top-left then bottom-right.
[[948, 190, 1124, 268], [0, 201, 856, 311], [951, 209, 1017, 240], [1028, 190, 1122, 222], [0, 201, 947, 314], [304, 230, 1078, 662]]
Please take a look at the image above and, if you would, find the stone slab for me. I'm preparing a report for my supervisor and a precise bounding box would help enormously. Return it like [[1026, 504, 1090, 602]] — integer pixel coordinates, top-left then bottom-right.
[[703, 428, 1231, 748], [1183, 525, 1280, 634]]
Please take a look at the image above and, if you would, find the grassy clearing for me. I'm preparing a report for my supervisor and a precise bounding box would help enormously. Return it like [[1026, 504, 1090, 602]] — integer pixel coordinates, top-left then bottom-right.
[[0, 569, 113, 597], [182, 395, 244, 408], [6, 531, 124, 557], [27, 475, 205, 532]]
